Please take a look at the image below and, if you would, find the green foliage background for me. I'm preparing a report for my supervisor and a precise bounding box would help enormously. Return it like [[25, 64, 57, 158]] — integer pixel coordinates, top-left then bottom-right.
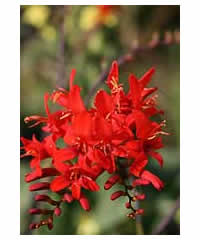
[[20, 5, 180, 235]]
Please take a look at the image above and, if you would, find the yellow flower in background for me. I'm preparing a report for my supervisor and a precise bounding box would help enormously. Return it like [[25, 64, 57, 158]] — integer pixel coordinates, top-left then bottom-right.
[[77, 214, 100, 235], [80, 6, 99, 31], [23, 5, 50, 28], [40, 25, 57, 42], [80, 5, 118, 31]]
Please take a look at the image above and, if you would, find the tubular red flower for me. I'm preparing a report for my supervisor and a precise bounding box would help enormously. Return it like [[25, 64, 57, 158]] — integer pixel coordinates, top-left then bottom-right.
[[140, 170, 164, 191], [79, 193, 91, 211], [104, 174, 120, 190], [110, 191, 125, 200], [29, 182, 50, 191], [22, 60, 168, 231]]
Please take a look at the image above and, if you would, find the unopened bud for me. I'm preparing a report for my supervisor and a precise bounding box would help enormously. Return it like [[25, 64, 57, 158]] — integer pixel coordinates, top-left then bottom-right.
[[79, 194, 90, 211], [125, 202, 131, 209], [132, 178, 150, 188], [29, 208, 53, 215], [35, 194, 50, 201], [110, 191, 125, 200], [135, 193, 146, 201], [63, 193, 74, 203], [54, 207, 61, 216], [29, 182, 50, 191], [104, 175, 120, 190], [136, 208, 144, 215]]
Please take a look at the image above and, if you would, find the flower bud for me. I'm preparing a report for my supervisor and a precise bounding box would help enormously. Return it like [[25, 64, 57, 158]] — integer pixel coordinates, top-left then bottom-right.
[[35, 194, 50, 201], [104, 175, 120, 190], [110, 191, 125, 200], [132, 179, 150, 188], [136, 208, 144, 215], [54, 207, 61, 216], [63, 193, 74, 203], [79, 194, 90, 211], [125, 202, 131, 209], [29, 182, 50, 191], [29, 208, 53, 215], [134, 193, 146, 201]]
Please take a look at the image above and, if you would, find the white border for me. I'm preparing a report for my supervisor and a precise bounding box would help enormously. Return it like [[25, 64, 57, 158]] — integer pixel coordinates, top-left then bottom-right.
[[19, 0, 180, 6], [5, 1, 200, 240]]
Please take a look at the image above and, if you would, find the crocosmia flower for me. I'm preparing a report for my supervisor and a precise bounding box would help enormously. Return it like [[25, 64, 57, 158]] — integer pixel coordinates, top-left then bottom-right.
[[21, 61, 168, 230]]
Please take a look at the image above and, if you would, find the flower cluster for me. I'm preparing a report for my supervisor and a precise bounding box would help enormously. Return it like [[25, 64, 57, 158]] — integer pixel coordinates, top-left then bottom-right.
[[21, 61, 168, 230]]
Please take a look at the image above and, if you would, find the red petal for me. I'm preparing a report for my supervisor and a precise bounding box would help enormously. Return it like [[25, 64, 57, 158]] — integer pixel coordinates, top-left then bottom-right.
[[106, 61, 119, 89], [71, 182, 81, 199], [128, 74, 141, 109], [64, 126, 77, 146], [148, 151, 163, 167], [134, 110, 155, 139], [72, 112, 93, 139], [51, 91, 69, 108], [94, 115, 112, 140], [141, 87, 157, 99], [148, 137, 164, 149], [68, 85, 85, 113], [44, 93, 50, 116], [141, 170, 164, 191], [139, 67, 155, 89], [109, 155, 116, 173], [69, 69, 76, 90], [80, 176, 100, 192], [94, 90, 113, 117], [53, 148, 77, 162], [129, 153, 148, 177], [50, 176, 70, 192], [53, 160, 70, 174]]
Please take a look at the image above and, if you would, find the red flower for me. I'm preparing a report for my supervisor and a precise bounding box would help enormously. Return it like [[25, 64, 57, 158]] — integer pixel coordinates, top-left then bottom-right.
[[132, 170, 164, 191], [21, 134, 49, 176], [50, 163, 100, 200], [22, 60, 169, 231]]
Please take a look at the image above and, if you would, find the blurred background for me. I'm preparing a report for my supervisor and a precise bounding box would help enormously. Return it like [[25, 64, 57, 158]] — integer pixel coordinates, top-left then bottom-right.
[[20, 5, 180, 235]]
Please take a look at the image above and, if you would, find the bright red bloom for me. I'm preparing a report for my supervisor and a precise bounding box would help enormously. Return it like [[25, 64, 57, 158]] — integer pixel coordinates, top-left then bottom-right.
[[50, 163, 100, 200], [22, 60, 168, 231], [21, 135, 49, 176]]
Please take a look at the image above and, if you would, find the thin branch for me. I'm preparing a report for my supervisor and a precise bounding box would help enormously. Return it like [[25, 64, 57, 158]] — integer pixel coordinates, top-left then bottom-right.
[[151, 197, 180, 235], [56, 6, 66, 88], [85, 31, 180, 106]]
